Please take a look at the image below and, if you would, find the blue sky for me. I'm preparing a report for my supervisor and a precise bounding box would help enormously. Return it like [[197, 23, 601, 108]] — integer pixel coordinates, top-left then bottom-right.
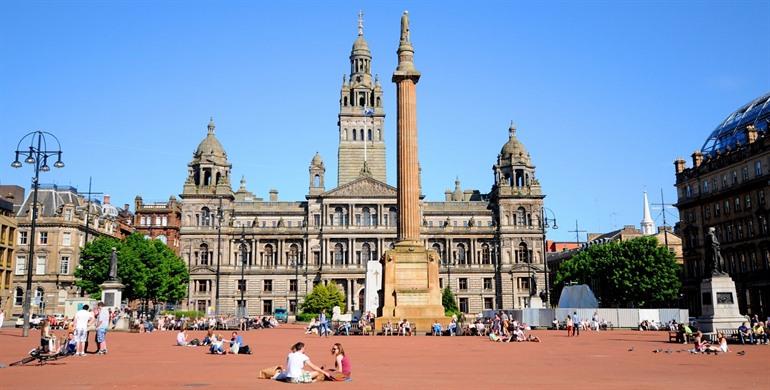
[[1, 1, 768, 241]]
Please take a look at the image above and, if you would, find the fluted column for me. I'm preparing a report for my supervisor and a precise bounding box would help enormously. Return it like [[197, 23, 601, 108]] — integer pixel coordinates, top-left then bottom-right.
[[395, 79, 420, 242]]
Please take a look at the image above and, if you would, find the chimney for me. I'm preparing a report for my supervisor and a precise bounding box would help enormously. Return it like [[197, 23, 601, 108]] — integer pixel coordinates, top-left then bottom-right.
[[746, 124, 758, 144], [123, 203, 130, 212], [103, 194, 111, 205], [674, 158, 686, 174], [691, 151, 703, 168], [444, 189, 452, 201], [269, 189, 278, 202]]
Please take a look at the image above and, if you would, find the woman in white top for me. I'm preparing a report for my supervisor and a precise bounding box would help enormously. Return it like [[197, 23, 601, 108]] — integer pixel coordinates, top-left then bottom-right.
[[275, 342, 329, 383]]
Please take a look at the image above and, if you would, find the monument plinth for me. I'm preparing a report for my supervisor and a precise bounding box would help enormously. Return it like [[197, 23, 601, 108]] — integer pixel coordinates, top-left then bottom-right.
[[376, 11, 448, 332], [101, 247, 129, 330]]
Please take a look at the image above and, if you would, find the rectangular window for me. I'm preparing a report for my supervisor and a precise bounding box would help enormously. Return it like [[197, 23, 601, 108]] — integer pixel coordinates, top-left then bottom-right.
[[732, 171, 738, 185], [64, 209, 72, 221], [715, 203, 721, 216], [162, 216, 168, 226], [459, 298, 469, 313], [748, 220, 754, 237], [746, 195, 752, 209], [759, 190, 766, 205], [484, 297, 494, 310], [15, 255, 26, 275], [355, 215, 361, 226], [289, 299, 297, 314], [518, 277, 530, 291], [313, 214, 320, 226], [703, 180, 709, 193], [724, 200, 730, 215], [263, 300, 273, 315], [289, 279, 298, 292], [704, 206, 710, 220], [459, 278, 468, 290], [60, 256, 70, 274], [735, 197, 741, 211], [712, 178, 718, 192], [264, 279, 273, 292], [238, 279, 246, 292], [439, 278, 444, 289], [483, 277, 493, 290], [62, 232, 71, 246], [742, 167, 749, 181], [35, 255, 46, 275], [39, 232, 48, 245], [19, 231, 27, 245], [756, 161, 763, 176]]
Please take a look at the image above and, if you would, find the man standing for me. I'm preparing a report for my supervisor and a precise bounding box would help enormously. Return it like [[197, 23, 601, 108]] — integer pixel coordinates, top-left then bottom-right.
[[96, 302, 110, 354], [74, 304, 94, 356], [572, 311, 580, 336], [318, 311, 328, 337]]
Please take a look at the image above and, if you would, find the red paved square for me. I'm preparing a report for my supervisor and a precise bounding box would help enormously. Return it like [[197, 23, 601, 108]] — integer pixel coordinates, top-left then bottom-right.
[[1, 325, 766, 389]]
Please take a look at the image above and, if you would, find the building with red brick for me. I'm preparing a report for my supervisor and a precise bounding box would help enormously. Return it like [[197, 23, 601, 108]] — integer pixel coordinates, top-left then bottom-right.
[[133, 196, 181, 255]]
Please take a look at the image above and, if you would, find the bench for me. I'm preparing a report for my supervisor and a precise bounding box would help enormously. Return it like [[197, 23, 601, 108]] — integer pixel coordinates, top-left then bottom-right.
[[716, 328, 742, 343], [668, 331, 694, 343]]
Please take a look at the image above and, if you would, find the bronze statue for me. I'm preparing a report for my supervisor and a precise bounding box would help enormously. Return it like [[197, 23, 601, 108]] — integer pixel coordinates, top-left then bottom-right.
[[109, 247, 118, 281], [705, 227, 725, 276]]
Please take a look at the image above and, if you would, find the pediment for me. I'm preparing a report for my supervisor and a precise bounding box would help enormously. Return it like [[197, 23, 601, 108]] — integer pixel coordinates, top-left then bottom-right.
[[190, 265, 216, 274], [322, 177, 396, 198]]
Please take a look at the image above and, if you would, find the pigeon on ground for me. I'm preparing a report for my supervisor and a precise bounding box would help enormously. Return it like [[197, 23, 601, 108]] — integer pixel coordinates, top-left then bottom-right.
[[665, 349, 673, 354], [628, 347, 635, 352], [653, 349, 662, 353], [737, 351, 746, 356]]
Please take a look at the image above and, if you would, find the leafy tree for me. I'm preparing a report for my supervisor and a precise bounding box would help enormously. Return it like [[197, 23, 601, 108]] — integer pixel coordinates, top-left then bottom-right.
[[442, 287, 460, 316], [75, 233, 188, 304], [554, 236, 681, 308], [300, 283, 346, 315]]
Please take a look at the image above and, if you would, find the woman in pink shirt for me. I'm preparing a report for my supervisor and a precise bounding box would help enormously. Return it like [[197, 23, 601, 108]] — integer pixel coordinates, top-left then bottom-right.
[[328, 343, 351, 381]]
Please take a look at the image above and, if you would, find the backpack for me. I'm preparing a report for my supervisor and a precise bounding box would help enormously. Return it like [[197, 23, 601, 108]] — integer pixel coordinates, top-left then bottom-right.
[[190, 338, 200, 346]]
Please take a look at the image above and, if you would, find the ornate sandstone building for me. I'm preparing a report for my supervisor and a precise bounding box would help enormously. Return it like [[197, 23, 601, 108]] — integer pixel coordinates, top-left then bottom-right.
[[179, 16, 546, 316]]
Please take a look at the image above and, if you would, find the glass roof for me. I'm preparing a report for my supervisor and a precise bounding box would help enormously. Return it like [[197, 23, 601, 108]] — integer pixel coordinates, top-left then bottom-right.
[[701, 92, 770, 156]]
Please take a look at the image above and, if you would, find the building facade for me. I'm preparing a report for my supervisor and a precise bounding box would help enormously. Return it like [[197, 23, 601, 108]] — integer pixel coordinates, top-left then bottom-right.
[[11, 185, 126, 316], [674, 92, 770, 317], [133, 196, 182, 255], [0, 196, 18, 314], [179, 20, 547, 316]]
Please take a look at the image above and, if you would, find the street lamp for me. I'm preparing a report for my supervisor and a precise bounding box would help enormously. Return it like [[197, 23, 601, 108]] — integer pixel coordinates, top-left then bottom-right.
[[10, 131, 64, 337], [289, 248, 301, 316], [442, 255, 456, 293], [238, 226, 247, 318], [541, 207, 558, 308], [215, 196, 223, 316]]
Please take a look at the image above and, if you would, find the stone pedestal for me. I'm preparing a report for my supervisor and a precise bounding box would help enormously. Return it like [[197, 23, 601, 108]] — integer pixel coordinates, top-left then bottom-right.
[[528, 295, 544, 309], [375, 242, 448, 333], [697, 274, 746, 333], [364, 260, 383, 315], [100, 280, 124, 311]]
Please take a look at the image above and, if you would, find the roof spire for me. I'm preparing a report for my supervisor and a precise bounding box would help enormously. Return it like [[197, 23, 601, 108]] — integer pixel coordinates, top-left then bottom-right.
[[509, 120, 517, 137], [641, 191, 655, 235], [358, 10, 364, 36], [208, 117, 216, 134]]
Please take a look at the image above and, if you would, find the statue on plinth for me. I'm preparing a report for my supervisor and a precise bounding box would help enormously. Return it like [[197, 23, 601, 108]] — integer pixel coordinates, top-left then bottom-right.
[[108, 247, 119, 282], [705, 227, 725, 276]]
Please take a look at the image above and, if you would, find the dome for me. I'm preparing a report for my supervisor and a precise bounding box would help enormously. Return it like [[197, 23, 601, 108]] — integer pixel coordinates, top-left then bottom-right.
[[351, 35, 370, 56], [500, 123, 532, 165], [194, 118, 227, 160], [701, 92, 770, 156], [311, 152, 324, 166]]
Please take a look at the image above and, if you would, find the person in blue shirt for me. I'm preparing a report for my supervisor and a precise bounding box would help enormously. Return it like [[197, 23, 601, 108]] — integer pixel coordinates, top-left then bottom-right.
[[572, 312, 580, 336], [432, 320, 442, 336], [318, 311, 329, 338], [738, 322, 753, 344]]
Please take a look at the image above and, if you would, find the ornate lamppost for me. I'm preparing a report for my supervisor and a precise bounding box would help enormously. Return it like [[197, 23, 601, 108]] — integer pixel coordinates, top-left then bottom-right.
[[10, 131, 65, 337], [214, 196, 223, 316], [541, 207, 558, 307], [238, 226, 247, 318]]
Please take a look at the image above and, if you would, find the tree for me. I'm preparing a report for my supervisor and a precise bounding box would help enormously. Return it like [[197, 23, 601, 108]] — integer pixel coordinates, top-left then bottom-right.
[[75, 233, 188, 305], [442, 287, 460, 316], [300, 283, 346, 315], [554, 236, 681, 308]]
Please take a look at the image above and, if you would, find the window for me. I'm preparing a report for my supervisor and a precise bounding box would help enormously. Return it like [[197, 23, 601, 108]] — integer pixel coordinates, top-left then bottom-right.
[[746, 195, 752, 209], [62, 232, 71, 246], [481, 243, 491, 264], [517, 242, 529, 263], [732, 171, 738, 185], [14, 287, 23, 306], [685, 185, 692, 198], [759, 190, 766, 205], [722, 175, 728, 188], [334, 243, 344, 265], [459, 298, 469, 313], [238, 279, 246, 292], [162, 216, 168, 226], [484, 297, 494, 310], [459, 278, 468, 290], [263, 300, 273, 315], [64, 209, 72, 221], [518, 277, 530, 291], [35, 255, 46, 275], [264, 244, 274, 266], [704, 206, 710, 220], [712, 178, 718, 192], [199, 243, 209, 265], [755, 161, 763, 176], [39, 232, 48, 245], [715, 203, 721, 217], [157, 235, 167, 244], [196, 280, 210, 293], [742, 167, 749, 181], [289, 279, 298, 292], [361, 243, 371, 262], [19, 231, 27, 245], [288, 244, 299, 265], [313, 214, 321, 226], [15, 255, 26, 275], [735, 197, 741, 211], [724, 200, 730, 215], [483, 278, 493, 290], [60, 256, 70, 274], [362, 207, 371, 226], [456, 244, 466, 264], [748, 220, 755, 237], [264, 279, 273, 292], [289, 299, 297, 314], [334, 207, 344, 226], [703, 180, 709, 193]]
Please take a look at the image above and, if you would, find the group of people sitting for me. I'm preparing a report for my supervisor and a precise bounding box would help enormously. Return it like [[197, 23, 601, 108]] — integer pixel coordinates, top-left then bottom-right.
[[259, 342, 352, 383], [430, 318, 458, 336], [737, 320, 768, 345], [175, 328, 252, 354], [38, 318, 78, 356], [692, 330, 728, 354]]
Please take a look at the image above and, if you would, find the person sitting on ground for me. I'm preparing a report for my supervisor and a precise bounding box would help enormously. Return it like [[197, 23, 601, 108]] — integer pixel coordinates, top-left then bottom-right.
[[717, 332, 728, 353], [274, 342, 330, 383], [475, 320, 486, 336], [210, 334, 225, 355], [202, 329, 214, 346], [336, 321, 351, 336], [326, 343, 352, 381], [488, 331, 502, 342], [63, 332, 77, 355], [383, 320, 393, 336], [753, 321, 768, 344], [738, 322, 754, 345], [39, 318, 56, 354], [527, 334, 542, 343], [230, 331, 251, 354], [177, 328, 190, 346], [432, 320, 442, 336], [693, 331, 710, 353], [305, 318, 317, 334]]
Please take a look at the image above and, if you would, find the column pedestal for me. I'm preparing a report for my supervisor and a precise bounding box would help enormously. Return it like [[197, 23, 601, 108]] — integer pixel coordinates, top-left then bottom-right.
[[100, 280, 129, 330], [697, 274, 745, 333]]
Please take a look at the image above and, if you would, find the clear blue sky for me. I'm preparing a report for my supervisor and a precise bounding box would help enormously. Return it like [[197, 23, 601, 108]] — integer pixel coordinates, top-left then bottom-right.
[[1, 1, 768, 242]]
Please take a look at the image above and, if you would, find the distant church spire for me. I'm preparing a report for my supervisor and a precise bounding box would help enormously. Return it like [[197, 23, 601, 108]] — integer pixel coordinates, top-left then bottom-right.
[[641, 191, 655, 235]]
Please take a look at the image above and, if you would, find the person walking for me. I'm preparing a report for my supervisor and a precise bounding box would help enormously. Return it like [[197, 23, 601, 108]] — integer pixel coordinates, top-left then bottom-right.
[[572, 311, 580, 336], [318, 311, 329, 338], [0, 309, 5, 328], [74, 304, 94, 356], [566, 315, 573, 337]]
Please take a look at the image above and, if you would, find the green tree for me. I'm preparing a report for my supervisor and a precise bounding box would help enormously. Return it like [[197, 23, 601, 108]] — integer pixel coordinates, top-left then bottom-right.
[[75, 233, 188, 304], [442, 287, 460, 316], [554, 236, 681, 308], [300, 283, 346, 315]]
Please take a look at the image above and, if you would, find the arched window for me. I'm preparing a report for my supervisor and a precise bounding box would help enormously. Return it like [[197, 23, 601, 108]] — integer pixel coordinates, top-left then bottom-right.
[[334, 207, 344, 226], [388, 207, 398, 227], [456, 243, 467, 264], [313, 174, 321, 187], [201, 207, 211, 227], [432, 243, 443, 262], [362, 207, 371, 227], [264, 244, 275, 267], [334, 243, 344, 265], [518, 242, 529, 264], [289, 244, 299, 266], [482, 243, 491, 264], [360, 129, 364, 140], [199, 243, 209, 265], [14, 287, 23, 306], [361, 243, 371, 262], [367, 129, 372, 141], [353, 129, 357, 141], [377, 129, 381, 141], [517, 207, 526, 226]]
